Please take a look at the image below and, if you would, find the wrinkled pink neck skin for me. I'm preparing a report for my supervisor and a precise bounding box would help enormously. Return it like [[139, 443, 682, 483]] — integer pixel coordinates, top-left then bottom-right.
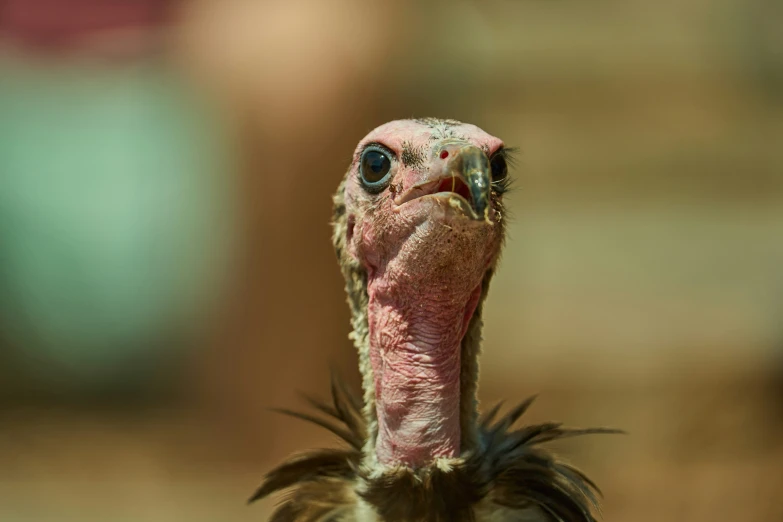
[[344, 119, 505, 468], [367, 268, 483, 467]]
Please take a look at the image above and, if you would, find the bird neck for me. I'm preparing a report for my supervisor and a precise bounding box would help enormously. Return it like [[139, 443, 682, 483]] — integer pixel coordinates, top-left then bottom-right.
[[364, 273, 483, 468]]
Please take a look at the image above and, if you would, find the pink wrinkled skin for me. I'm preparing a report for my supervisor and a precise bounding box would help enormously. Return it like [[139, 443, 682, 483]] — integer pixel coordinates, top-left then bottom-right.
[[344, 120, 504, 468]]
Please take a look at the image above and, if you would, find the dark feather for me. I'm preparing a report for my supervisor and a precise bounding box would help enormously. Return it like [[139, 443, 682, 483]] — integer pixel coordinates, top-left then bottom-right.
[[479, 400, 505, 429], [269, 408, 363, 449], [251, 382, 621, 522], [300, 392, 340, 420], [249, 377, 366, 519], [530, 427, 625, 445], [268, 502, 299, 522], [267, 479, 356, 522], [470, 397, 622, 521], [489, 395, 538, 436], [330, 376, 366, 445], [248, 449, 358, 504], [298, 387, 366, 451], [554, 463, 601, 509], [360, 464, 481, 522]]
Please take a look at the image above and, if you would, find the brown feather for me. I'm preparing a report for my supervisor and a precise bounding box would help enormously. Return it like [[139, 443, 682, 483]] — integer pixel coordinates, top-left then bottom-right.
[[251, 380, 621, 522], [359, 464, 481, 522], [267, 479, 357, 522], [269, 408, 363, 449], [300, 393, 342, 421], [248, 448, 359, 504], [330, 376, 367, 445], [489, 395, 539, 437], [480, 400, 505, 429]]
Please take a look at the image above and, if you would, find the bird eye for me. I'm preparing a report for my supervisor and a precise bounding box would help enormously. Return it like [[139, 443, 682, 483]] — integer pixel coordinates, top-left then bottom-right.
[[359, 147, 393, 191], [489, 152, 508, 183]]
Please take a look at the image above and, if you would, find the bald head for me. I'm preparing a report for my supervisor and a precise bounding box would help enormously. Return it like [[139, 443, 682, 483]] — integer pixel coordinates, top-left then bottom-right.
[[340, 118, 509, 280]]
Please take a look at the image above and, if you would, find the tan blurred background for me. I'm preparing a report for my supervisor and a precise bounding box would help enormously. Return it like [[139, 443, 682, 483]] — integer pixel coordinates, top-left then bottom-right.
[[1, 0, 782, 520]]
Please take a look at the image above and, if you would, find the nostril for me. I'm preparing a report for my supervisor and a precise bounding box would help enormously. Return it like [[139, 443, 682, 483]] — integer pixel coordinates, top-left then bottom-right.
[[440, 150, 449, 159]]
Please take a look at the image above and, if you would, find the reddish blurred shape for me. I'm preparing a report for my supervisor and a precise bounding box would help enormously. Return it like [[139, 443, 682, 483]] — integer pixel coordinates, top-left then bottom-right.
[[0, 0, 171, 54]]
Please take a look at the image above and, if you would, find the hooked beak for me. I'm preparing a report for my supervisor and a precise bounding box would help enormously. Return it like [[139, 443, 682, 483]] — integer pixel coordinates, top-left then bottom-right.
[[393, 143, 493, 221], [453, 145, 491, 221]]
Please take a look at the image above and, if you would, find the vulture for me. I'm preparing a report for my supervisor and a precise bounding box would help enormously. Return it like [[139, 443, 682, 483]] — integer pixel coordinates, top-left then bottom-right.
[[250, 118, 619, 521]]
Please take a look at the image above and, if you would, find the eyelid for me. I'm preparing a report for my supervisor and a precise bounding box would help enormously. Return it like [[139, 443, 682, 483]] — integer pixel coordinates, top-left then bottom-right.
[[492, 146, 518, 162], [362, 142, 397, 161], [489, 146, 506, 159]]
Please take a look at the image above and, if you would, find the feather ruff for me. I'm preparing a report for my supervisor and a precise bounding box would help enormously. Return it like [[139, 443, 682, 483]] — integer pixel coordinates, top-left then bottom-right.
[[249, 377, 621, 522]]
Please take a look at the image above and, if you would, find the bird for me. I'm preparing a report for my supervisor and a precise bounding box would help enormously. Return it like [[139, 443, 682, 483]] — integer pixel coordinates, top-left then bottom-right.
[[249, 118, 620, 521]]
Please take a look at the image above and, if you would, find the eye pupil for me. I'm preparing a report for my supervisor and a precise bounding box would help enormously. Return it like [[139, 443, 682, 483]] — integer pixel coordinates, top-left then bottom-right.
[[368, 153, 386, 173], [360, 148, 392, 189]]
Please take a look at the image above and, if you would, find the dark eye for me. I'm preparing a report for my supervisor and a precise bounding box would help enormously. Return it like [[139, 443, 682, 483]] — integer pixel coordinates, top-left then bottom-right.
[[359, 147, 392, 191], [490, 152, 508, 183]]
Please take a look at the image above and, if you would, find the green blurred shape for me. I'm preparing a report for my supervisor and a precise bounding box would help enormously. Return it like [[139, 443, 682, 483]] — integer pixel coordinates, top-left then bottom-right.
[[0, 63, 232, 387]]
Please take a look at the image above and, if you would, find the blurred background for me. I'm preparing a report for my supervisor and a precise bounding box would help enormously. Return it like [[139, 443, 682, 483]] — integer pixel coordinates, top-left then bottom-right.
[[1, 0, 782, 520]]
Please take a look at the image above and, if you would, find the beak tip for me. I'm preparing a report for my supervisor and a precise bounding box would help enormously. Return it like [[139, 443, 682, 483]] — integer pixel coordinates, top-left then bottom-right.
[[468, 186, 490, 222]]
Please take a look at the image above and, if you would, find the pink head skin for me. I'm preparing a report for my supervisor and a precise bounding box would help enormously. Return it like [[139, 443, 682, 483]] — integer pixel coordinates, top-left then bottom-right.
[[340, 118, 509, 468]]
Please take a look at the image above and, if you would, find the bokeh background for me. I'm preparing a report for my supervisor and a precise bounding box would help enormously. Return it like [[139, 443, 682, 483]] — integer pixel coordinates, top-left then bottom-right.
[[1, 0, 782, 520]]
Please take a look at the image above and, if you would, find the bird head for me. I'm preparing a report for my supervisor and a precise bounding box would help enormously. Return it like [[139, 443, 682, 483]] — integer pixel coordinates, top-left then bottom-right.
[[253, 119, 615, 521], [332, 118, 512, 470], [341, 118, 508, 281]]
